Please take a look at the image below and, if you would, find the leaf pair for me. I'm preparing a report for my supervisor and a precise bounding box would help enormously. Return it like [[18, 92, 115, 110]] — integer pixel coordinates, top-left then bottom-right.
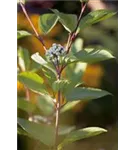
[[39, 9, 116, 34], [18, 118, 107, 149], [39, 9, 77, 34]]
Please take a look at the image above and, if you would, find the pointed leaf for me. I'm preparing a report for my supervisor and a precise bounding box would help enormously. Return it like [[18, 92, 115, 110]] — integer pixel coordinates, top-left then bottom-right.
[[52, 9, 77, 32], [65, 62, 87, 88], [79, 9, 116, 29], [17, 30, 31, 39], [18, 118, 55, 146], [18, 98, 36, 113], [39, 13, 59, 34], [18, 72, 48, 95], [60, 101, 81, 113], [18, 127, 31, 137], [58, 127, 107, 149], [37, 95, 55, 116], [52, 79, 70, 93], [65, 87, 111, 101], [74, 48, 115, 64], [18, 47, 30, 71], [59, 125, 76, 136], [42, 66, 57, 87], [31, 52, 56, 75]]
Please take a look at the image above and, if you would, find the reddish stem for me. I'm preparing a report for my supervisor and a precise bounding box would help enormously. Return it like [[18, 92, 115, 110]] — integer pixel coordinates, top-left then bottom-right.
[[19, 1, 47, 52]]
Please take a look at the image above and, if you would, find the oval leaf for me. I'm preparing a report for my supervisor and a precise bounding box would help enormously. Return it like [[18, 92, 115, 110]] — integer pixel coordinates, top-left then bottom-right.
[[60, 101, 81, 113], [58, 125, 76, 136], [58, 127, 107, 149], [37, 95, 55, 116], [31, 52, 56, 75], [65, 87, 111, 101], [74, 48, 115, 64], [18, 118, 55, 146], [52, 9, 77, 32], [17, 30, 31, 39], [39, 13, 59, 34], [18, 47, 30, 71], [18, 98, 36, 113], [52, 79, 70, 93], [79, 9, 116, 30], [18, 72, 47, 95]]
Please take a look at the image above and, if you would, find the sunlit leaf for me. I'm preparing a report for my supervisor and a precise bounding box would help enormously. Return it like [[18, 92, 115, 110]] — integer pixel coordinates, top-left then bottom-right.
[[17, 30, 31, 39], [58, 127, 107, 149], [18, 72, 48, 95], [79, 9, 116, 29], [18, 47, 30, 71], [31, 53, 56, 75], [65, 62, 87, 88], [60, 101, 81, 113], [74, 48, 115, 64]]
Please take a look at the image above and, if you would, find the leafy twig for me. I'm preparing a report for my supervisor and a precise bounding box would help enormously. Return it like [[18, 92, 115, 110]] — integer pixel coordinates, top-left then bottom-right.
[[19, 1, 47, 52], [66, 2, 87, 54]]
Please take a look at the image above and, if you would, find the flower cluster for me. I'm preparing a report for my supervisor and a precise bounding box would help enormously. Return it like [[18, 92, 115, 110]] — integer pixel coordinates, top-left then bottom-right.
[[46, 43, 66, 65]]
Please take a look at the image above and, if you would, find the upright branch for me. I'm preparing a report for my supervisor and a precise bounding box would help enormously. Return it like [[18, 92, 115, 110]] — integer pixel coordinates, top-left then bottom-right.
[[19, 1, 47, 52], [54, 72, 61, 149], [66, 2, 87, 54], [60, 2, 87, 74]]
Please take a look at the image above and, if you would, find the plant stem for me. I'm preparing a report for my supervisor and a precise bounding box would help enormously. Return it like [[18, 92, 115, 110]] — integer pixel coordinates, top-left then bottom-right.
[[19, 1, 47, 52], [66, 3, 87, 54], [54, 71, 61, 149]]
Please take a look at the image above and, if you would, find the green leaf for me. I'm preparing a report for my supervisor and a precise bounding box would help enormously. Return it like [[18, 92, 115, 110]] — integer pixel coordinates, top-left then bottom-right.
[[31, 52, 56, 75], [52, 79, 70, 93], [60, 101, 81, 113], [17, 30, 31, 39], [37, 95, 55, 116], [18, 72, 48, 95], [59, 125, 76, 136], [18, 127, 33, 138], [39, 13, 59, 34], [42, 68, 57, 86], [18, 47, 30, 71], [71, 38, 84, 54], [79, 9, 116, 30], [58, 127, 107, 149], [74, 48, 115, 64], [63, 55, 77, 66], [65, 87, 111, 101], [30, 61, 42, 72], [71, 62, 87, 84], [18, 118, 55, 146], [18, 98, 36, 113], [52, 9, 77, 32], [65, 62, 87, 88]]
